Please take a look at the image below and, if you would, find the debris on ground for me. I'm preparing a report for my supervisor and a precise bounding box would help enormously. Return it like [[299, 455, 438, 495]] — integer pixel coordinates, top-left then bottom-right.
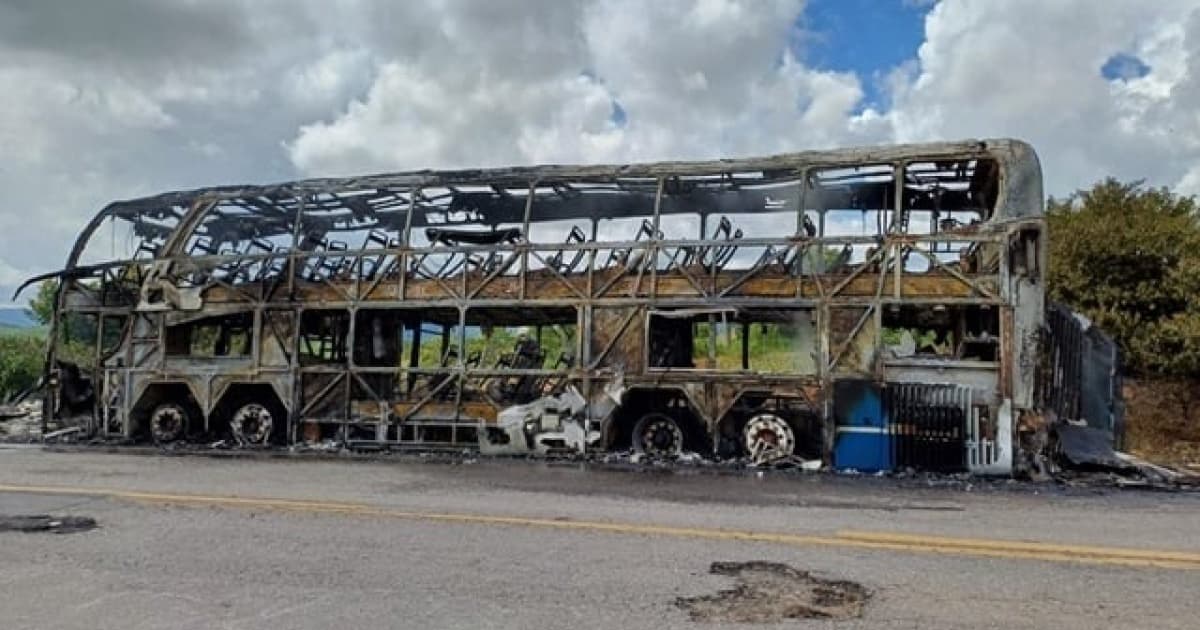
[[676, 561, 870, 623], [4, 398, 1192, 492], [42, 426, 82, 443], [751, 455, 823, 471], [0, 514, 98, 534], [1052, 422, 1200, 490], [294, 439, 344, 453], [0, 399, 44, 441], [1056, 423, 1129, 470]]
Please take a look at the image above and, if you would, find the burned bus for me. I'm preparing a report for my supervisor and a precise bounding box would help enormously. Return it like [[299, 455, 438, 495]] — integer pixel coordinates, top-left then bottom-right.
[[26, 138, 1047, 474]]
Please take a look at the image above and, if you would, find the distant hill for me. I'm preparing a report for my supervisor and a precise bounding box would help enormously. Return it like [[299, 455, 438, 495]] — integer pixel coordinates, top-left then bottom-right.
[[0, 309, 38, 329]]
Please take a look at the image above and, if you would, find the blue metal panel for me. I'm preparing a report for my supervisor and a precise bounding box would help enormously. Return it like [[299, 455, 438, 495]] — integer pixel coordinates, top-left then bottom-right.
[[834, 428, 894, 472], [833, 380, 886, 427], [833, 380, 893, 471]]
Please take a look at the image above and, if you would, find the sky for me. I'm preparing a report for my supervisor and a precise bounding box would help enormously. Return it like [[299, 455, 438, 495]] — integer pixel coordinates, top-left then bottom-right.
[[2, 0, 1200, 305]]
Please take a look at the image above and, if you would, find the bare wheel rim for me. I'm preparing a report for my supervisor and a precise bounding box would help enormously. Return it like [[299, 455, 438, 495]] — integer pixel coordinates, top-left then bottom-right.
[[149, 403, 186, 443], [231, 403, 273, 446], [632, 413, 684, 457], [743, 413, 796, 461]]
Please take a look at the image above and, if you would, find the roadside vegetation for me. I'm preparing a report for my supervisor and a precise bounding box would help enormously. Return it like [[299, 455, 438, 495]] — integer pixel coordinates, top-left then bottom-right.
[[1046, 179, 1200, 462], [1, 281, 59, 400], [0, 328, 45, 400]]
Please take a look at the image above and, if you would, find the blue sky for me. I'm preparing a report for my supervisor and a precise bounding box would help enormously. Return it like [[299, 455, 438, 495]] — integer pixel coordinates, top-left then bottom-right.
[[799, 0, 931, 109], [798, 0, 1153, 104]]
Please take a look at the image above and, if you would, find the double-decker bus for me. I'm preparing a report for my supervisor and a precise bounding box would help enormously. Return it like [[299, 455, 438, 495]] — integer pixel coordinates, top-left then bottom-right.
[[26, 138, 1048, 474]]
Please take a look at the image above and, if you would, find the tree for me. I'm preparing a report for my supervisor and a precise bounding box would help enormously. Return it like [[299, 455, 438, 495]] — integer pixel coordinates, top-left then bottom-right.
[[27, 280, 57, 326], [1046, 178, 1200, 377], [23, 279, 97, 366]]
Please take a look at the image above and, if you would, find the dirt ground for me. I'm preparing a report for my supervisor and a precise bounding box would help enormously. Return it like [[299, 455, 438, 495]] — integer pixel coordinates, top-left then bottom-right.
[[1123, 379, 1200, 469]]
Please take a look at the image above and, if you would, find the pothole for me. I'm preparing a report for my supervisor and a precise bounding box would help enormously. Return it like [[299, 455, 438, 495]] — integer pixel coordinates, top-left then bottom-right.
[[676, 561, 870, 623], [0, 515, 98, 534]]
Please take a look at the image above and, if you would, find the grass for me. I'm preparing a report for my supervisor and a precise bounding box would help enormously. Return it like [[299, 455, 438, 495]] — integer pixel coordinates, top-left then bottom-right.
[[0, 326, 46, 338]]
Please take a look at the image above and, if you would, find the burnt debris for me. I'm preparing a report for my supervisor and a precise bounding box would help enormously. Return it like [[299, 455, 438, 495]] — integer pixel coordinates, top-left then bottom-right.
[[0, 515, 98, 534]]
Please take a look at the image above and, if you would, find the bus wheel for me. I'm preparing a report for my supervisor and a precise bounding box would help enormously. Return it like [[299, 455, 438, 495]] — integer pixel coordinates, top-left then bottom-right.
[[149, 403, 188, 444], [743, 413, 796, 462], [230, 403, 273, 446], [632, 412, 684, 458]]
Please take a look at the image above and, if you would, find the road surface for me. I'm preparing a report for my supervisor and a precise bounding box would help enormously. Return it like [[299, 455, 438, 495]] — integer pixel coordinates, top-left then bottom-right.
[[1, 446, 1197, 629]]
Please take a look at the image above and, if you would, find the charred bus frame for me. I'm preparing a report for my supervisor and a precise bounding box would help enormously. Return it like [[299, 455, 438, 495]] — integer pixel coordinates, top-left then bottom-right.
[[27, 139, 1045, 473]]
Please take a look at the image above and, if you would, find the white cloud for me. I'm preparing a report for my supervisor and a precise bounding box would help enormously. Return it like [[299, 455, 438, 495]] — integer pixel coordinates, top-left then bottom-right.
[[4, 0, 1200, 305], [281, 47, 376, 114], [288, 0, 875, 172], [884, 0, 1200, 195], [0, 0, 368, 300]]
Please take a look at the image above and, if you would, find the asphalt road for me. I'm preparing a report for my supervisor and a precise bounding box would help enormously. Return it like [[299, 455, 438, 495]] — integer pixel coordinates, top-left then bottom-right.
[[1, 446, 1198, 629]]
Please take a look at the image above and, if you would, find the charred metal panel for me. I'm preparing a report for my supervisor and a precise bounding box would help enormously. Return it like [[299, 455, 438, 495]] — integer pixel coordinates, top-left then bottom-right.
[[1081, 333, 1123, 440], [1040, 303, 1123, 439], [886, 383, 968, 472]]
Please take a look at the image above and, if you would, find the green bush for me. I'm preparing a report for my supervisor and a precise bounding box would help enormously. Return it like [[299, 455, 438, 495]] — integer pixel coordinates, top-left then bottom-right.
[[0, 331, 46, 401], [1047, 178, 1200, 378]]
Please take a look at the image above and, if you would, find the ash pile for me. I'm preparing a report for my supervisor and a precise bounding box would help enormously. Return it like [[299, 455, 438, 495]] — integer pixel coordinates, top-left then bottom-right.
[[0, 399, 44, 442]]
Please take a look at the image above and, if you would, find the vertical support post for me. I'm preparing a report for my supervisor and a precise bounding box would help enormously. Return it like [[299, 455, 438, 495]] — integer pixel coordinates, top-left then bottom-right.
[[794, 169, 806, 236], [251, 308, 262, 371], [519, 180, 535, 301], [649, 177, 664, 299], [407, 321, 422, 395], [700, 211, 714, 294], [343, 307, 350, 429], [794, 168, 808, 298], [92, 314, 105, 438], [706, 313, 717, 369], [583, 209, 597, 452], [400, 187, 417, 302], [346, 306, 357, 431], [819, 302, 834, 466], [453, 306, 467, 443], [587, 217, 598, 298], [288, 197, 305, 299], [289, 308, 303, 445], [818, 209, 827, 273], [741, 321, 750, 370], [1000, 306, 1014, 399], [892, 162, 904, 301]]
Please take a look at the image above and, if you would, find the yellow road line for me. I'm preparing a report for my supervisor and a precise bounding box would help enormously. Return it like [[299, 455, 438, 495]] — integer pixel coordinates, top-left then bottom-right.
[[837, 530, 1200, 565], [2, 483, 1197, 571]]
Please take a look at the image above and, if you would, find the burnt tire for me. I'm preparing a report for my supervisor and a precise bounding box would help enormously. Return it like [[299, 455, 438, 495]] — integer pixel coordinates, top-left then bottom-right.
[[632, 412, 684, 458], [742, 413, 797, 462], [229, 403, 274, 446], [149, 403, 189, 444]]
